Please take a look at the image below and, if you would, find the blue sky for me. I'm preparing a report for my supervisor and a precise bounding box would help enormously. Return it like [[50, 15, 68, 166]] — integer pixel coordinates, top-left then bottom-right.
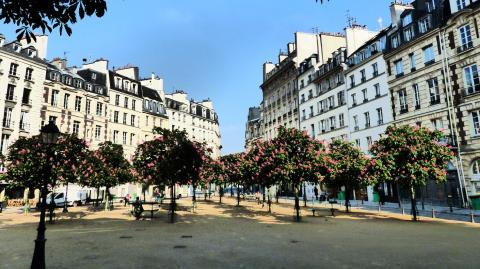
[[0, 0, 392, 155]]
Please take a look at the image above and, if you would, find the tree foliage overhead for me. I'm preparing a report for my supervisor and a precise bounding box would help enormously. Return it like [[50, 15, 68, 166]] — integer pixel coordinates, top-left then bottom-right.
[[0, 0, 107, 42]]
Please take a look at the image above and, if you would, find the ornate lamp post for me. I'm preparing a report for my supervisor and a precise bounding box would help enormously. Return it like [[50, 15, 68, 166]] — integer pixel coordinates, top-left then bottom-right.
[[31, 121, 60, 269]]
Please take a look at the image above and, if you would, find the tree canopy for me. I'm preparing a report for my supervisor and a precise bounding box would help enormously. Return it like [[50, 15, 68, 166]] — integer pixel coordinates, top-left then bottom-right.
[[0, 0, 107, 42]]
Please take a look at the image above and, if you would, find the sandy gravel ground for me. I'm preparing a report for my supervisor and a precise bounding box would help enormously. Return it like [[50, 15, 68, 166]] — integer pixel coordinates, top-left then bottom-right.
[[0, 196, 479, 269]]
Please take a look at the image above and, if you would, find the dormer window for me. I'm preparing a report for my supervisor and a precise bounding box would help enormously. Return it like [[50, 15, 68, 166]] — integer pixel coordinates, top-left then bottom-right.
[[391, 34, 399, 49], [403, 14, 412, 26], [91, 73, 97, 80], [12, 43, 19, 52], [132, 83, 137, 94], [86, 83, 92, 91], [426, 0, 436, 12], [115, 77, 122, 88], [404, 26, 414, 42], [96, 86, 104, 95], [74, 79, 82, 88], [124, 80, 130, 91], [65, 76, 72, 85]]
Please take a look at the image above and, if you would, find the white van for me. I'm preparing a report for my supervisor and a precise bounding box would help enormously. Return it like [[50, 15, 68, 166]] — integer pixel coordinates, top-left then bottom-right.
[[45, 189, 88, 207]]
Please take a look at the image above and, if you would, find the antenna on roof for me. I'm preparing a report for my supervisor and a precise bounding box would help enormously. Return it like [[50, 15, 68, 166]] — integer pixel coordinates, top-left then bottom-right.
[[346, 10, 357, 28]]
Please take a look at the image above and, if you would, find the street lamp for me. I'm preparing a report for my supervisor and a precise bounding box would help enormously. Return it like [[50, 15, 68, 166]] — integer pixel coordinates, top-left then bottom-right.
[[31, 121, 60, 269]]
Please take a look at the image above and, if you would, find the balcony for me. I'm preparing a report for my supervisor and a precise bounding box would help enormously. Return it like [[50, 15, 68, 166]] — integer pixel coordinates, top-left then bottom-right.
[[3, 120, 14, 129], [20, 122, 30, 132], [21, 98, 32, 106], [415, 104, 421, 110], [457, 42, 474, 54], [430, 98, 441, 106], [5, 95, 17, 103]]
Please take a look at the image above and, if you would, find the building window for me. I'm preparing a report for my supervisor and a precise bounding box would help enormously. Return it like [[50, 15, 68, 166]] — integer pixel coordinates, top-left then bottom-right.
[[426, 0, 436, 12], [115, 95, 120, 106], [464, 64, 480, 95], [123, 113, 127, 124], [25, 68, 33, 80], [48, 116, 57, 124], [391, 35, 399, 49], [63, 94, 70, 109], [337, 91, 345, 105], [91, 73, 97, 80], [19, 111, 28, 130], [96, 102, 103, 116], [362, 89, 368, 102], [372, 63, 378, 76], [409, 53, 416, 71], [51, 90, 59, 106], [423, 45, 435, 64], [86, 99, 91, 114], [86, 84, 92, 91], [113, 130, 119, 144], [404, 26, 414, 42], [427, 78, 440, 105], [130, 133, 135, 146], [124, 97, 129, 108], [366, 136, 373, 147], [75, 96, 82, 112], [0, 134, 10, 155], [122, 132, 127, 145], [399, 89, 408, 113], [72, 121, 80, 135], [132, 100, 136, 110], [413, 84, 421, 109], [22, 88, 31, 104], [353, 115, 359, 131], [459, 24, 473, 51], [377, 108, 383, 125], [419, 16, 431, 34], [355, 139, 360, 147], [472, 110, 480, 136], [360, 69, 366, 82], [339, 113, 345, 127], [9, 63, 18, 76], [3, 107, 12, 128], [350, 75, 355, 88], [74, 79, 82, 88], [113, 111, 119, 123], [6, 84, 15, 101], [374, 84, 381, 97], [394, 59, 403, 77], [431, 118, 444, 131], [310, 124, 315, 138], [95, 125, 101, 140], [364, 112, 370, 128], [131, 115, 135, 126], [457, 0, 467, 10], [351, 93, 357, 106]]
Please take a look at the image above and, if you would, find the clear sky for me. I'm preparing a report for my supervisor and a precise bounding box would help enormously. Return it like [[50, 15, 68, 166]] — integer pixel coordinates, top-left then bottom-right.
[[0, 0, 392, 155]]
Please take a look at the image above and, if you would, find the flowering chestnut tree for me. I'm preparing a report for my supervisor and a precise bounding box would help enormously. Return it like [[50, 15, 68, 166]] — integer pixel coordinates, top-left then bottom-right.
[[133, 127, 204, 222], [257, 127, 331, 220], [324, 139, 369, 212], [200, 158, 226, 203], [221, 153, 245, 206], [79, 142, 133, 210], [369, 125, 454, 221]]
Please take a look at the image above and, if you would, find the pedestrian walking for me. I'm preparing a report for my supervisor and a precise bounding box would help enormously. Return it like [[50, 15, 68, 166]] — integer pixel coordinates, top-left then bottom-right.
[[124, 193, 131, 207], [314, 186, 319, 201]]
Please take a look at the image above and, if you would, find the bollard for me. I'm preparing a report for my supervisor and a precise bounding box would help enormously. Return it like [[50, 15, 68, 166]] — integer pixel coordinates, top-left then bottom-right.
[[471, 212, 475, 223], [431, 209, 435, 218]]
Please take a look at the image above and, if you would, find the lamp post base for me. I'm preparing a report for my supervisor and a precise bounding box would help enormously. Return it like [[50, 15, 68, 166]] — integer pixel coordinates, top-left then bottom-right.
[[31, 238, 46, 269]]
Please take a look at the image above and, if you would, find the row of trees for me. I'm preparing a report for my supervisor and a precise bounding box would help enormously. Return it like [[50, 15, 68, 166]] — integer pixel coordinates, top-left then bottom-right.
[[3, 125, 454, 222], [201, 126, 454, 221]]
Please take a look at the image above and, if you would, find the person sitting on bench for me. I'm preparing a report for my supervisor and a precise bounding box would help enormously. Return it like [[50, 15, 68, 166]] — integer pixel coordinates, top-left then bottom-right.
[[132, 197, 144, 220]]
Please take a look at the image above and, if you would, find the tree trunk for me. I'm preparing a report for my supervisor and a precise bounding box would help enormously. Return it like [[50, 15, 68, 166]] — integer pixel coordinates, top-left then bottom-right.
[[276, 186, 279, 204], [411, 187, 417, 221], [236, 184, 241, 206], [267, 187, 271, 213], [345, 186, 350, 213], [230, 185, 233, 197], [170, 184, 176, 223], [95, 187, 100, 207], [49, 186, 55, 223], [262, 185, 266, 206], [104, 188, 111, 211], [396, 181, 403, 209], [63, 182, 69, 213], [303, 183, 307, 207], [192, 184, 196, 212], [294, 184, 300, 222], [219, 185, 223, 204]]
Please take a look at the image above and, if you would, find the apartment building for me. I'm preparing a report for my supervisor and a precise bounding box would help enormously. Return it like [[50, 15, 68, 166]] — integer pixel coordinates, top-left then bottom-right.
[[165, 91, 221, 159], [299, 26, 377, 142], [0, 36, 47, 155], [441, 0, 480, 196], [245, 106, 262, 150], [42, 58, 109, 149], [261, 32, 345, 141]]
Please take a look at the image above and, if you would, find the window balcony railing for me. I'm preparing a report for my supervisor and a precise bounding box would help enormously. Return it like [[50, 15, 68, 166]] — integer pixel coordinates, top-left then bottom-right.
[[430, 98, 441, 105], [20, 122, 30, 131], [21, 98, 32, 106], [5, 95, 17, 102], [3, 120, 14, 129], [457, 42, 474, 54], [400, 106, 409, 114], [464, 85, 480, 96], [378, 119, 384, 125]]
